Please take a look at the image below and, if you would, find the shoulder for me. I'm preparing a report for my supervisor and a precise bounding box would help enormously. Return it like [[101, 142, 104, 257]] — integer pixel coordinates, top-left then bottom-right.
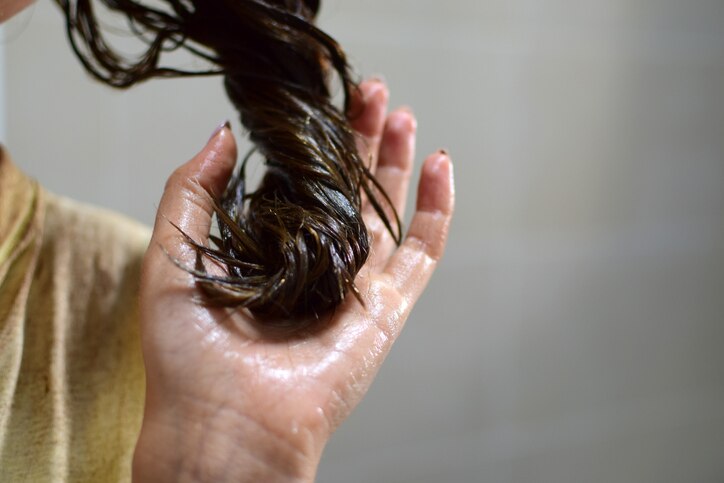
[[42, 191, 151, 264], [33, 192, 150, 480], [0, 158, 149, 481], [36, 190, 152, 322]]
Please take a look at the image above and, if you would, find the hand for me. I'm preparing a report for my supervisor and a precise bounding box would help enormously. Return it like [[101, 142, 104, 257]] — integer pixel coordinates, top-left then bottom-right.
[[133, 79, 455, 482]]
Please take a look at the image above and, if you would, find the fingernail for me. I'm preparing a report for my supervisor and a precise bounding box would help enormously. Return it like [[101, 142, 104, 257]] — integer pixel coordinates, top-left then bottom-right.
[[366, 81, 387, 101], [208, 120, 231, 143], [370, 75, 386, 84], [389, 109, 417, 133], [430, 151, 447, 171], [433, 150, 453, 181]]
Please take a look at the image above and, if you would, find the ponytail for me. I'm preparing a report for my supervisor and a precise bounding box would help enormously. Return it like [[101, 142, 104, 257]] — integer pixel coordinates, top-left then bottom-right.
[[56, 0, 400, 320]]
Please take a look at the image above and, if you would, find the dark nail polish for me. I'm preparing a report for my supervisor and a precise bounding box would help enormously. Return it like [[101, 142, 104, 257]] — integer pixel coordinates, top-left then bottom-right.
[[208, 120, 231, 142]]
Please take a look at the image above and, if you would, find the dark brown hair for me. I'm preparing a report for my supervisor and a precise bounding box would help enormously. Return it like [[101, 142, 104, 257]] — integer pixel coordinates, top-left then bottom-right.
[[55, 0, 400, 320]]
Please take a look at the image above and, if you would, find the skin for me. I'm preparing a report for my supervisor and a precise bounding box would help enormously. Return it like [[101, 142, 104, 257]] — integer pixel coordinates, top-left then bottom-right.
[[4, 2, 455, 481], [0, 0, 32, 22], [135, 81, 455, 482]]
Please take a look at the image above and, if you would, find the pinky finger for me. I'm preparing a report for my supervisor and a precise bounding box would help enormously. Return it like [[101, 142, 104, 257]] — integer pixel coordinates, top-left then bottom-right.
[[383, 151, 455, 303]]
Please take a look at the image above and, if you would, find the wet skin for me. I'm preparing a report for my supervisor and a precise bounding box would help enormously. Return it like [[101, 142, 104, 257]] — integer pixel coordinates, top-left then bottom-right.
[[135, 79, 455, 482], [0, 5, 455, 478]]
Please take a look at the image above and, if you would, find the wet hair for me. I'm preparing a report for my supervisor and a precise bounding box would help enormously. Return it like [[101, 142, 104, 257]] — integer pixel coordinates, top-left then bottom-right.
[[55, 0, 400, 320]]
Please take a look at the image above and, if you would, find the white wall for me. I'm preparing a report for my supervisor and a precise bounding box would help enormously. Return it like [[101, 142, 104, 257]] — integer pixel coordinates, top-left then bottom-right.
[[3, 1, 724, 482]]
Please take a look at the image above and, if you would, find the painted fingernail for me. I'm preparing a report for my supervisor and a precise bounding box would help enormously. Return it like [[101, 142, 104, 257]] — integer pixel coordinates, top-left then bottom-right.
[[208, 120, 231, 143]]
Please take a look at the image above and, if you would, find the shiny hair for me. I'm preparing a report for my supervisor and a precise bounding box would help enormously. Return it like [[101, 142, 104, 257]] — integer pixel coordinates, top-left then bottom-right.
[[55, 0, 399, 320]]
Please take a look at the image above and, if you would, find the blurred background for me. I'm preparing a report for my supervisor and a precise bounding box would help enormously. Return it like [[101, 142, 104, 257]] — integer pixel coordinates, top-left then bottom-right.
[[2, 1, 723, 482]]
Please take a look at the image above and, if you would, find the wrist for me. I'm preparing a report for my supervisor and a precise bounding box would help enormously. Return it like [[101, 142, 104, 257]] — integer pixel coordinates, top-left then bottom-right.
[[133, 399, 321, 483]]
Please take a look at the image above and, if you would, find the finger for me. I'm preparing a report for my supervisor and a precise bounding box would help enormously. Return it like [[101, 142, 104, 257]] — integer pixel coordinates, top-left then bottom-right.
[[364, 107, 417, 269], [349, 78, 389, 172], [149, 122, 238, 260], [383, 151, 455, 305]]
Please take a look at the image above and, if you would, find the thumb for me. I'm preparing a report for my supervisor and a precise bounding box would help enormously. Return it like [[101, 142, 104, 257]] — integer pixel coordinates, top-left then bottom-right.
[[150, 121, 237, 258]]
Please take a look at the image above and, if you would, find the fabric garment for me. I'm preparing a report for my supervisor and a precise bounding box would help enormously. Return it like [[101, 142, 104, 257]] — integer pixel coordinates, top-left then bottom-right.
[[0, 147, 151, 482]]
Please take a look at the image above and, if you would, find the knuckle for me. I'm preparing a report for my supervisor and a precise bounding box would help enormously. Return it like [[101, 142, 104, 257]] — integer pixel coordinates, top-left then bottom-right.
[[163, 165, 189, 193], [366, 217, 389, 244], [406, 230, 445, 262], [164, 165, 204, 198]]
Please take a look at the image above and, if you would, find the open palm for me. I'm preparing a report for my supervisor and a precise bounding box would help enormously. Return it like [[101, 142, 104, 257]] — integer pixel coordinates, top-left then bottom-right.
[[133, 80, 454, 482]]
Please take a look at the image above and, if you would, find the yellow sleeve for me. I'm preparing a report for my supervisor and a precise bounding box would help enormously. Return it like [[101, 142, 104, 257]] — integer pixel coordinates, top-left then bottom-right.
[[1, 157, 151, 482]]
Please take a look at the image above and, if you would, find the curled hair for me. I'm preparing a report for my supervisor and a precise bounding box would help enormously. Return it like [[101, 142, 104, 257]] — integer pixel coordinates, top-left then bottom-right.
[[55, 0, 400, 320]]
